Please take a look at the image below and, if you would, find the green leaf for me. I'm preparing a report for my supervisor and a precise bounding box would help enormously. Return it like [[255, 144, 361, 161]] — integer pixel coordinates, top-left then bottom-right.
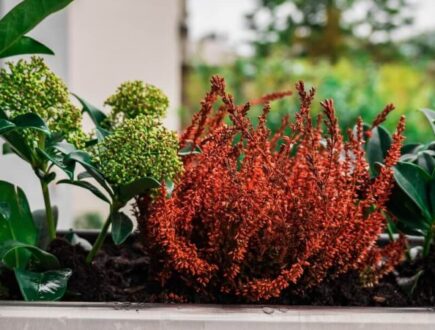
[[0, 240, 59, 270], [64, 151, 113, 196], [36, 148, 74, 180], [0, 119, 15, 134], [421, 108, 435, 135], [118, 177, 160, 203], [15, 268, 71, 301], [111, 212, 134, 245], [32, 208, 58, 250], [58, 179, 111, 204], [12, 113, 50, 135], [1, 130, 34, 162], [73, 94, 110, 139], [2, 142, 14, 155], [0, 181, 36, 268], [366, 126, 392, 175], [0, 0, 73, 56], [416, 151, 435, 176], [0, 36, 53, 58], [394, 162, 432, 221]]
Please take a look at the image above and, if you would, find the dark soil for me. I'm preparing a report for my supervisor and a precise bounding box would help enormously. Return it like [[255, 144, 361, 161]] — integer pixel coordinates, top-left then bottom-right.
[[2, 234, 435, 306]]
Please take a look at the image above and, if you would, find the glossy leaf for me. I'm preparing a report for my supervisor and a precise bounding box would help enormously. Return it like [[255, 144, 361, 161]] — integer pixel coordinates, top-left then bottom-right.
[[12, 113, 50, 135], [73, 94, 110, 138], [394, 162, 431, 221], [366, 125, 392, 175], [2, 142, 14, 155], [32, 207, 58, 250], [0, 0, 73, 56], [36, 148, 74, 180], [0, 36, 53, 58], [0, 119, 15, 134], [0, 240, 59, 270], [416, 151, 435, 176], [0, 181, 36, 268], [111, 212, 134, 245], [422, 108, 435, 135], [15, 268, 71, 301], [1, 130, 34, 162], [118, 177, 160, 203], [64, 151, 113, 196], [58, 179, 111, 204]]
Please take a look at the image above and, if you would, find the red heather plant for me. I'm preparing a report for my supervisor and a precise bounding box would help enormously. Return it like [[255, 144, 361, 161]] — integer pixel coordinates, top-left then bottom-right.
[[137, 76, 406, 302]]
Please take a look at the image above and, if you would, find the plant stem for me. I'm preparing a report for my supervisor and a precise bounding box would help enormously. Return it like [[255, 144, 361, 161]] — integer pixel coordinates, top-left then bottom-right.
[[40, 179, 56, 240], [423, 229, 433, 257], [86, 205, 115, 264]]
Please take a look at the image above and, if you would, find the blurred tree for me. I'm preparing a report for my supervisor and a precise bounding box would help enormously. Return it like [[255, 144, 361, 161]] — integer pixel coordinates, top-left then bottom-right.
[[246, 0, 414, 62]]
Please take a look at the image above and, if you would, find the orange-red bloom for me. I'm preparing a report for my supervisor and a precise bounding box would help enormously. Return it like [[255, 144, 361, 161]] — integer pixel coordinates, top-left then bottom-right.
[[138, 76, 405, 302]]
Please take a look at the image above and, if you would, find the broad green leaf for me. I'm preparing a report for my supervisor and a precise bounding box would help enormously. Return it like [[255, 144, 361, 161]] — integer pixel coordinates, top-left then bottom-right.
[[0, 119, 15, 134], [0, 36, 53, 58], [401, 143, 423, 156], [0, 0, 73, 55], [0, 240, 59, 270], [32, 207, 58, 250], [394, 162, 431, 221], [430, 177, 435, 218], [422, 108, 435, 135], [58, 179, 111, 204], [0, 181, 36, 268], [12, 113, 50, 135], [1, 130, 34, 162], [15, 268, 71, 301], [111, 212, 134, 245], [366, 126, 392, 175], [118, 177, 160, 203], [417, 151, 435, 176]]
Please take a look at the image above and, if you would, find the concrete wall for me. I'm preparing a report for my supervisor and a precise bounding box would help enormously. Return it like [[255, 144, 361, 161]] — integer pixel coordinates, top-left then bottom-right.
[[0, 0, 182, 228]]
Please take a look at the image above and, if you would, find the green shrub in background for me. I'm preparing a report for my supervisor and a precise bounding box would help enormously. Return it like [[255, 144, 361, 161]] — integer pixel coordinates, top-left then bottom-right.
[[184, 57, 435, 143]]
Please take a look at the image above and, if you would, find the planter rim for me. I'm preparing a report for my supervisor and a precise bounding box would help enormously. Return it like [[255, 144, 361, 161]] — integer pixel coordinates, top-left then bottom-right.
[[0, 301, 434, 312]]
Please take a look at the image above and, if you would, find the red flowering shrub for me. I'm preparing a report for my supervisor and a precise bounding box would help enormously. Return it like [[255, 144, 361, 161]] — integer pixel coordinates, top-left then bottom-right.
[[137, 76, 406, 302]]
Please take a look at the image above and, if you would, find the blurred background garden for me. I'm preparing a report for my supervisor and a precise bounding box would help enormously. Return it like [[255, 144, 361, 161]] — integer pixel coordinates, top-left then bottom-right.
[[2, 0, 435, 228], [185, 0, 435, 143]]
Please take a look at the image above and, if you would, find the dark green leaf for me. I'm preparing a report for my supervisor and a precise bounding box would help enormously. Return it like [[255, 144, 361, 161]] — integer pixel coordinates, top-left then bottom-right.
[[0, 119, 15, 134], [416, 151, 435, 176], [73, 94, 110, 139], [15, 268, 71, 301], [0, 240, 59, 270], [13, 113, 50, 135], [394, 162, 431, 221], [0, 0, 73, 56], [2, 142, 14, 155], [64, 151, 113, 195], [366, 126, 392, 175], [422, 108, 435, 135], [1, 130, 34, 162], [32, 207, 58, 250], [77, 171, 93, 180], [0, 36, 53, 58], [58, 179, 111, 204], [36, 148, 74, 180], [118, 177, 160, 203], [0, 181, 36, 268], [111, 212, 134, 245]]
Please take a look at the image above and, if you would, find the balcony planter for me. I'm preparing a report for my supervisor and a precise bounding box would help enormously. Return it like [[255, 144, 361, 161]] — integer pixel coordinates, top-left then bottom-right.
[[0, 231, 433, 330], [0, 302, 434, 330]]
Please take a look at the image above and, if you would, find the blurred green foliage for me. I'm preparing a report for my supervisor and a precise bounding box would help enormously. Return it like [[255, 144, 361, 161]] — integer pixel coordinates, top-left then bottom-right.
[[184, 56, 435, 143]]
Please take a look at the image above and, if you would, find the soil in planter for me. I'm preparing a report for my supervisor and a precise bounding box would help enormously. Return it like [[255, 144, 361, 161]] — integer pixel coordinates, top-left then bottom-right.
[[1, 236, 434, 306]]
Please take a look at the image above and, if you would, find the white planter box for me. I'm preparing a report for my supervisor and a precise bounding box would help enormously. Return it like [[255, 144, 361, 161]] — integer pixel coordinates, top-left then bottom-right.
[[0, 302, 434, 330]]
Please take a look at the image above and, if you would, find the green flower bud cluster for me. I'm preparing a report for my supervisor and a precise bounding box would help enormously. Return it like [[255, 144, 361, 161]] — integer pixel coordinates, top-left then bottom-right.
[[0, 57, 86, 148], [104, 80, 169, 127], [92, 115, 182, 186]]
